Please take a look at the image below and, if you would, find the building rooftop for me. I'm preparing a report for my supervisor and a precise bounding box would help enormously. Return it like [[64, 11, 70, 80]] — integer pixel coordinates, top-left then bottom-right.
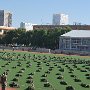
[[0, 26, 16, 30], [61, 30, 90, 38]]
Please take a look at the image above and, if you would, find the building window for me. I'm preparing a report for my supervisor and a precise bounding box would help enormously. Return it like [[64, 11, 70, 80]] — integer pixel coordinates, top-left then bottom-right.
[[71, 45, 76, 49], [0, 30, 2, 32]]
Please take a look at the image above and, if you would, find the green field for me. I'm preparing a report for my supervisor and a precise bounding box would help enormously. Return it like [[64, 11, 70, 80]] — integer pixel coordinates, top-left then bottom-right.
[[0, 50, 90, 90]]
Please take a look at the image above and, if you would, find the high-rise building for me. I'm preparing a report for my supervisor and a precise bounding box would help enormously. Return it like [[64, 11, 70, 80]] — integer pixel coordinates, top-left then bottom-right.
[[52, 13, 68, 25], [0, 10, 12, 27]]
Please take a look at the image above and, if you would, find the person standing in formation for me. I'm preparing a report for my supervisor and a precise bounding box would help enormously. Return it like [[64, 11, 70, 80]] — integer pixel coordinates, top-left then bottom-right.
[[0, 72, 7, 90]]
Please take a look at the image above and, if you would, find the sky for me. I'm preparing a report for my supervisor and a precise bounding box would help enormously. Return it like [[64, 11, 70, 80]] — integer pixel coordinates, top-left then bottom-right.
[[0, 0, 90, 27]]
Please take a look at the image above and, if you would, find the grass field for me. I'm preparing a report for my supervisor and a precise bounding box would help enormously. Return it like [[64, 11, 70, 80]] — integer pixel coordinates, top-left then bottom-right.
[[0, 50, 90, 90]]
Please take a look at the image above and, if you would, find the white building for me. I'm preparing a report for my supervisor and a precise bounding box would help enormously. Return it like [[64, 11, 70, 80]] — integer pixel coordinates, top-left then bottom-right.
[[20, 22, 36, 31], [59, 30, 90, 52], [52, 13, 68, 25]]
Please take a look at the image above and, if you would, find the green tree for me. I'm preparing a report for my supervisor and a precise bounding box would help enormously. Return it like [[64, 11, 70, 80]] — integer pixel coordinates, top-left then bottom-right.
[[0, 27, 71, 49], [31, 30, 47, 47]]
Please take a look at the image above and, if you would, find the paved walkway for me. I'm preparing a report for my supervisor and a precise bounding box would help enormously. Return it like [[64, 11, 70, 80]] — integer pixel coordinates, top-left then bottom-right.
[[0, 87, 16, 90]]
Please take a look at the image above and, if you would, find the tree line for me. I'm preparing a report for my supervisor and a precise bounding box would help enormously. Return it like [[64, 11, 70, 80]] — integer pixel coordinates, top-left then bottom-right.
[[0, 27, 71, 50]]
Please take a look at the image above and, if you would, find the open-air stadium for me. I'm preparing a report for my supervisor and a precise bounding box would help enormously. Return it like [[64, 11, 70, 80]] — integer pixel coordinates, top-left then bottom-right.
[[0, 50, 90, 90]]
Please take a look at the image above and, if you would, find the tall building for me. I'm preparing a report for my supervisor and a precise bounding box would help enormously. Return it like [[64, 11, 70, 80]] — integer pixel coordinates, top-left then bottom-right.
[[0, 10, 12, 27], [52, 13, 68, 25], [20, 22, 37, 31]]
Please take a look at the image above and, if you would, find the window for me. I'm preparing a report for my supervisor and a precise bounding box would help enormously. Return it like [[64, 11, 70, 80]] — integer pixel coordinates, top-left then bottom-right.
[[0, 30, 2, 32]]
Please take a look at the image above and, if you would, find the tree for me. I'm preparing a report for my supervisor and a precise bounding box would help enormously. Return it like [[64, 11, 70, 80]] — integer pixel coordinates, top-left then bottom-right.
[[0, 27, 71, 49], [1, 28, 26, 45], [31, 30, 47, 48]]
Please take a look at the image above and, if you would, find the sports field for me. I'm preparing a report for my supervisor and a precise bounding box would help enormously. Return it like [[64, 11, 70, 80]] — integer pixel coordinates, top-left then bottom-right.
[[0, 50, 90, 90]]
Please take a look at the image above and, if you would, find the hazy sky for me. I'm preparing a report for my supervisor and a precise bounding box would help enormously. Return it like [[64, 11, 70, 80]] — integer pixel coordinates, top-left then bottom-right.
[[0, 0, 90, 27]]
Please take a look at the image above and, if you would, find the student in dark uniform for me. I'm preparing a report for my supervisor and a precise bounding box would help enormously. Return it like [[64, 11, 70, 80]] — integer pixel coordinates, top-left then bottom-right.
[[1, 73, 7, 90]]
